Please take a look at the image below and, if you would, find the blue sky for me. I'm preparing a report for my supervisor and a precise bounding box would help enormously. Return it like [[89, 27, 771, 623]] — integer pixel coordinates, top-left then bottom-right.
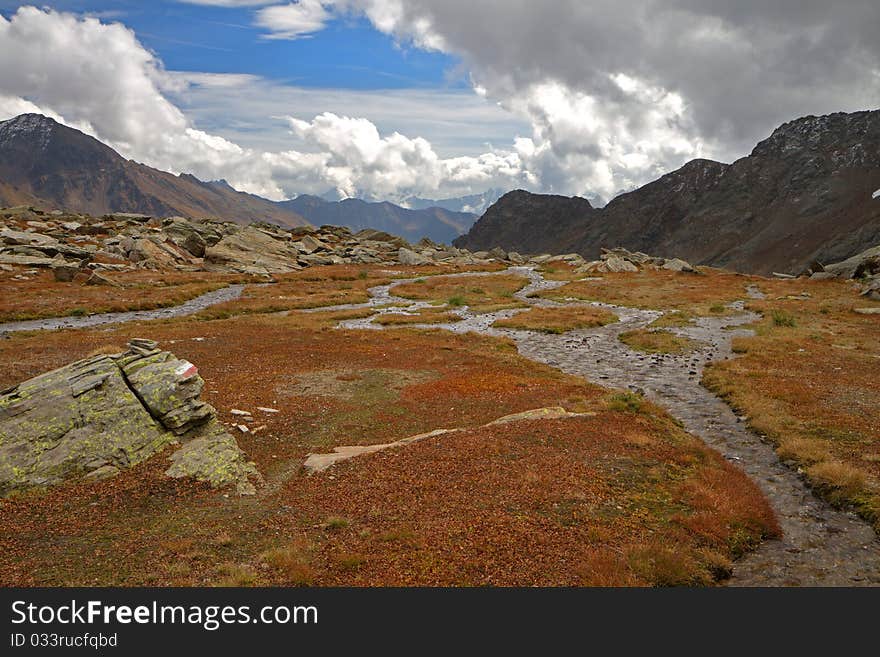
[[0, 1, 463, 89]]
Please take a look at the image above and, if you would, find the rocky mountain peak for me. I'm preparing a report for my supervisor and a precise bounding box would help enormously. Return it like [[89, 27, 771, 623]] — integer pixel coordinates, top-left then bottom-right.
[[0, 112, 59, 150], [750, 110, 880, 164]]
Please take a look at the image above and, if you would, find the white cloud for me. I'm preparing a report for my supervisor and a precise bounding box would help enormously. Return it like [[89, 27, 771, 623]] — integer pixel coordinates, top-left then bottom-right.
[[0, 6, 246, 181], [0, 7, 531, 202], [255, 1, 334, 40], [333, 0, 880, 195], [504, 78, 707, 199], [167, 72, 529, 157]]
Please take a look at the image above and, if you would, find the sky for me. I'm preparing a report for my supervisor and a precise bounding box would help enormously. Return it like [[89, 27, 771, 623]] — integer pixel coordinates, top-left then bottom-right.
[[0, 1, 878, 204]]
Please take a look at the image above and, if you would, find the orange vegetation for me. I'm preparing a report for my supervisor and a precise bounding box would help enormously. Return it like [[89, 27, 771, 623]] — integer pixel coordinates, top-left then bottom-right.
[[0, 287, 776, 586], [0, 269, 250, 321], [493, 305, 618, 333]]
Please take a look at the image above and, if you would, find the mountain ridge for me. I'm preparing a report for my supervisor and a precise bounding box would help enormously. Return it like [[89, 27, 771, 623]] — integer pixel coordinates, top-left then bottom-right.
[[0, 113, 308, 227], [455, 110, 880, 274], [280, 194, 476, 244]]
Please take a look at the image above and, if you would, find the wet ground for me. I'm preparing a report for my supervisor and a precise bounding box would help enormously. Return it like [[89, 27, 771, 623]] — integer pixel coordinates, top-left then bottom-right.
[[0, 284, 246, 335], [6, 267, 879, 585], [333, 267, 880, 586]]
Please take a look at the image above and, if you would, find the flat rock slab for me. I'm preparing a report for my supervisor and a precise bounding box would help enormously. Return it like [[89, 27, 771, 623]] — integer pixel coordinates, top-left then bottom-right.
[[303, 429, 457, 473], [303, 407, 598, 474]]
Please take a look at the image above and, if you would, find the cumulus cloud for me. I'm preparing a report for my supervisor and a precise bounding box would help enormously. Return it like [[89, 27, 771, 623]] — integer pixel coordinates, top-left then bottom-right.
[[0, 6, 249, 182], [334, 0, 880, 196], [255, 1, 333, 39]]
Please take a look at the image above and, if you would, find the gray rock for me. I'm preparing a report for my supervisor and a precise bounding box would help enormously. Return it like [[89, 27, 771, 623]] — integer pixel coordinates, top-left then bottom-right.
[[0, 254, 58, 268], [51, 261, 81, 282], [662, 258, 696, 273], [295, 234, 327, 255], [0, 228, 58, 248], [397, 247, 431, 266], [824, 245, 880, 280], [603, 256, 639, 273], [0, 340, 259, 496], [488, 246, 508, 260], [206, 225, 303, 274], [85, 271, 122, 287], [165, 421, 262, 495], [164, 218, 208, 257]]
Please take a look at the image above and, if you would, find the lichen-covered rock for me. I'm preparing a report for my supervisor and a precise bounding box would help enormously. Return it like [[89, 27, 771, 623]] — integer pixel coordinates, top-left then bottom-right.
[[0, 339, 260, 496], [165, 420, 262, 495], [0, 351, 172, 494], [118, 345, 213, 435]]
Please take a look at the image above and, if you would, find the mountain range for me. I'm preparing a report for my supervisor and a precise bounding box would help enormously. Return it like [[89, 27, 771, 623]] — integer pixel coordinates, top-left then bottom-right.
[[0, 113, 479, 243], [4, 110, 880, 272], [279, 195, 476, 244], [455, 110, 880, 274], [402, 188, 506, 215]]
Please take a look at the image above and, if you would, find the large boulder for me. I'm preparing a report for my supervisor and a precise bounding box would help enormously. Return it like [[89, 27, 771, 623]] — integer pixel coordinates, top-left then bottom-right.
[[205, 225, 303, 274], [0, 339, 260, 496], [354, 228, 408, 249], [51, 260, 82, 282], [823, 245, 880, 280], [397, 247, 431, 266], [602, 256, 639, 273], [662, 257, 697, 273], [163, 218, 208, 257]]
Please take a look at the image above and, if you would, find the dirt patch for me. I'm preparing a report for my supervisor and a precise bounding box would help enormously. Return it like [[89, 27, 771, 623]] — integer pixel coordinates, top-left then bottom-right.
[[277, 368, 439, 401]]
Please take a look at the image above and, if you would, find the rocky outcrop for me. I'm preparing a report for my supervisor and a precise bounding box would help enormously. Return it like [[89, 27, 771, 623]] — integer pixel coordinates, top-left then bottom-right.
[[0, 206, 526, 277], [571, 247, 696, 275], [818, 244, 880, 300], [455, 110, 880, 275], [0, 339, 260, 496]]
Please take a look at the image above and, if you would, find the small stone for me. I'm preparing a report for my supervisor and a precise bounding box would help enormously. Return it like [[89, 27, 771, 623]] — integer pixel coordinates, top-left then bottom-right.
[[84, 271, 122, 287]]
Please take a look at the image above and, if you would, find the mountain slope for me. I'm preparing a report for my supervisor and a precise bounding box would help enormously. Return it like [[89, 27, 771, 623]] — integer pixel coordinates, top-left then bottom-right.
[[456, 110, 880, 274], [280, 194, 476, 244], [0, 114, 307, 227]]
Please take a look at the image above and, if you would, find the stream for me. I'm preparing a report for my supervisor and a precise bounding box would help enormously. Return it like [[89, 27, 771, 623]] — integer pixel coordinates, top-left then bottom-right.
[[0, 284, 246, 334], [329, 266, 880, 586]]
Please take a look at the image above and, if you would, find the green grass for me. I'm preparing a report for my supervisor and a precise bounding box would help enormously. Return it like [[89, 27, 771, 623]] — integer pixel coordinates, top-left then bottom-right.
[[447, 295, 466, 307], [607, 392, 645, 414], [771, 310, 797, 327]]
